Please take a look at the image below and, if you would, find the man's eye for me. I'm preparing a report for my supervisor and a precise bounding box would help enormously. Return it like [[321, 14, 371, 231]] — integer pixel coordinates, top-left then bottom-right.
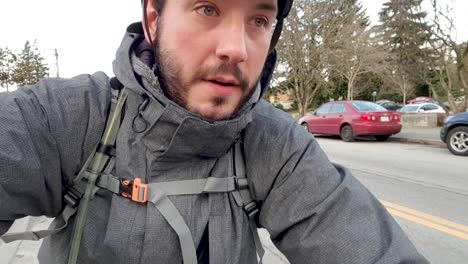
[[199, 6, 218, 17], [254, 18, 268, 27]]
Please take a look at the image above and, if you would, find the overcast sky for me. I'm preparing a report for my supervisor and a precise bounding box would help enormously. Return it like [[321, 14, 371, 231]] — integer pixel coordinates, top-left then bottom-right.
[[0, 0, 466, 92]]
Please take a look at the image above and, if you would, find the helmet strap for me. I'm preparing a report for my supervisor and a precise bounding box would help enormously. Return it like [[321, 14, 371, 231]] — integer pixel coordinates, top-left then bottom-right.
[[269, 19, 284, 53]]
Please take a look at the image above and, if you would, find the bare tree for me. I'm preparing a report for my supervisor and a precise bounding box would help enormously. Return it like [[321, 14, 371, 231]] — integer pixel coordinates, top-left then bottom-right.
[[426, 39, 460, 112], [387, 67, 415, 104], [324, 0, 380, 100], [430, 0, 468, 111], [328, 27, 390, 100], [276, 0, 331, 116], [370, 35, 416, 104]]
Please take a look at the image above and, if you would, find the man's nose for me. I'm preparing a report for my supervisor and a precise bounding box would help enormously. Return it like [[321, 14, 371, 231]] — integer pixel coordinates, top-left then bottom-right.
[[215, 21, 248, 64]]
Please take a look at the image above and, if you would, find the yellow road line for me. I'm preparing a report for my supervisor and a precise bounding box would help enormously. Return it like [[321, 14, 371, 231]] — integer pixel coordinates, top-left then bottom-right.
[[381, 200, 468, 234], [386, 208, 468, 241]]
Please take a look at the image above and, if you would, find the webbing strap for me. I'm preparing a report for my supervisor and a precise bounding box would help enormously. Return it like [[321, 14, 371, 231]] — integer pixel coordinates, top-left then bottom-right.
[[96, 173, 121, 194], [149, 187, 198, 264], [149, 177, 239, 195], [1, 206, 77, 243], [97, 174, 240, 196], [232, 139, 265, 264], [72, 144, 98, 185], [234, 139, 246, 178]]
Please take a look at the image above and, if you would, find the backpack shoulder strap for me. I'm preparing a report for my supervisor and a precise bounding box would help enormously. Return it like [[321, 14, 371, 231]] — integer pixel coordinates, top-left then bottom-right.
[[231, 132, 266, 263]]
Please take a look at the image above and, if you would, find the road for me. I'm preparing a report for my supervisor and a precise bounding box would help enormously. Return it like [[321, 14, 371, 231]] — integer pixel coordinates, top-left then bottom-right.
[[261, 136, 468, 264], [2, 138, 467, 264], [315, 136, 468, 264]]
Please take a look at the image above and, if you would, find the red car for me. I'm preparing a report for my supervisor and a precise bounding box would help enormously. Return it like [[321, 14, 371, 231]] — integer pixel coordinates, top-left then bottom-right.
[[299, 101, 402, 142], [407, 96, 435, 104]]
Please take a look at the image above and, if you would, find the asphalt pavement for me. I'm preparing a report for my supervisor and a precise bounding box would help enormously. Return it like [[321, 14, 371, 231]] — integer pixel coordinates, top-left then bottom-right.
[[316, 137, 468, 264]]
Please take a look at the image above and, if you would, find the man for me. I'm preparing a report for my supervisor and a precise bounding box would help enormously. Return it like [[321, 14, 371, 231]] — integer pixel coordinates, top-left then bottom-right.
[[0, 0, 428, 263]]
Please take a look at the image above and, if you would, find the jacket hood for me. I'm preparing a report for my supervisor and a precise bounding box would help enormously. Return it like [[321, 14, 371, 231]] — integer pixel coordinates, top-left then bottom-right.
[[111, 22, 277, 159]]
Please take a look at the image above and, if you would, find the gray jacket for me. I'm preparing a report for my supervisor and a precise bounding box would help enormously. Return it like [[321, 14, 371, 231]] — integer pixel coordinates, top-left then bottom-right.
[[0, 23, 428, 263]]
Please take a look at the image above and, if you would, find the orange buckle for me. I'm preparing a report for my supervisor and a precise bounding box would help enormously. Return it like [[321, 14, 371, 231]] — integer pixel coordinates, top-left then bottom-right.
[[131, 178, 148, 203]]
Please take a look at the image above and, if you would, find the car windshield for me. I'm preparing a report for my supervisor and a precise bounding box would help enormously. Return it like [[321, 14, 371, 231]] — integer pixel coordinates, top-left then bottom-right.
[[351, 101, 387, 112], [400, 105, 419, 112]]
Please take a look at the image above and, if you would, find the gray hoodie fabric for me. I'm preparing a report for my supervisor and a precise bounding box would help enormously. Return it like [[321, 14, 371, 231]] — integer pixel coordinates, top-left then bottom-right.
[[0, 23, 428, 264]]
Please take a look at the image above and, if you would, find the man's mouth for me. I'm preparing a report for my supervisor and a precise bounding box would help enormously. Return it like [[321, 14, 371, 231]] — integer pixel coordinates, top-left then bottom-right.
[[209, 80, 235, 86], [204, 77, 240, 97], [206, 77, 240, 87]]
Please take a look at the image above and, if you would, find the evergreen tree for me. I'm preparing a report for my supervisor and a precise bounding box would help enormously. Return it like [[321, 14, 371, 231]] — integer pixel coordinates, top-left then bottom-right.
[[0, 47, 16, 91], [11, 40, 49, 86], [377, 0, 431, 103]]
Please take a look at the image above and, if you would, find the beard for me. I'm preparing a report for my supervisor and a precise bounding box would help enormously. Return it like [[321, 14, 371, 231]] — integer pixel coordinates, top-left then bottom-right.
[[152, 21, 259, 120]]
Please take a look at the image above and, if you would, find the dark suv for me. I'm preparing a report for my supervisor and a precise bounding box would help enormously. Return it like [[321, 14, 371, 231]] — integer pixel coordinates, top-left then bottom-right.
[[440, 112, 468, 156]]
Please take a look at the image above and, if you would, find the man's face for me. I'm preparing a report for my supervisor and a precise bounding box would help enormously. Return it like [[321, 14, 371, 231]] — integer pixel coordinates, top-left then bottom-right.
[[153, 0, 277, 120]]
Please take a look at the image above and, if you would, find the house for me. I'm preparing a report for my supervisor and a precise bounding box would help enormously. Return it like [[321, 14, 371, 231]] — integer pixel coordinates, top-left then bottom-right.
[[269, 92, 294, 110]]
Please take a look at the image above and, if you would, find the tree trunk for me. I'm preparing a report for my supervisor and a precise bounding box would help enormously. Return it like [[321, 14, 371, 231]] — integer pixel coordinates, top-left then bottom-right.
[[460, 46, 468, 111], [347, 82, 353, 101], [444, 64, 458, 113], [294, 82, 306, 117], [431, 86, 441, 101], [451, 45, 468, 112], [402, 82, 407, 105], [298, 91, 306, 117], [447, 93, 458, 113], [455, 53, 468, 112]]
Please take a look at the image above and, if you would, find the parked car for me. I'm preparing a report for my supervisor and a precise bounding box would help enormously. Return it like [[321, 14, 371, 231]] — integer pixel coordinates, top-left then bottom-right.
[[299, 101, 402, 142], [440, 112, 468, 156], [378, 101, 402, 111], [398, 103, 446, 114], [407, 96, 437, 104], [375, 99, 392, 104]]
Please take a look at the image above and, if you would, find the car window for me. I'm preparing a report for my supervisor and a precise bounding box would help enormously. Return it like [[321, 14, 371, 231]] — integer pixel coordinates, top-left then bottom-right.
[[400, 105, 419, 112], [423, 104, 438, 110], [330, 103, 346, 113], [316, 103, 332, 115], [351, 101, 387, 112]]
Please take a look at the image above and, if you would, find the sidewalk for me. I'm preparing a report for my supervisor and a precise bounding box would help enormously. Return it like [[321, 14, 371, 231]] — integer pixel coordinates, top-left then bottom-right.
[[390, 126, 444, 147], [0, 218, 30, 264]]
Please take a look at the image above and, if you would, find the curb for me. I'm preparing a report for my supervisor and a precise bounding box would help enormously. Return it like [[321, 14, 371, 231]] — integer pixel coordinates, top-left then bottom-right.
[[389, 137, 445, 147], [0, 217, 31, 264]]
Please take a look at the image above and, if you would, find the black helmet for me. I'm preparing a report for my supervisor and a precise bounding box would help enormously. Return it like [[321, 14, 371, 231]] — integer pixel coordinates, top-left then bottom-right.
[[277, 0, 294, 20]]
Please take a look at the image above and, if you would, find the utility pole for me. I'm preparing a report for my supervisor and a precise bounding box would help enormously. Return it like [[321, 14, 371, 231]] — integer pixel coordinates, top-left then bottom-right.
[[45, 48, 62, 78], [54, 49, 60, 77]]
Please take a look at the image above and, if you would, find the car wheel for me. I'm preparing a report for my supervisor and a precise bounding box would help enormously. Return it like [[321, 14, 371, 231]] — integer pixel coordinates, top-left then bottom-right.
[[446, 126, 468, 156], [375, 135, 390, 142], [301, 123, 310, 132], [340, 125, 354, 142]]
